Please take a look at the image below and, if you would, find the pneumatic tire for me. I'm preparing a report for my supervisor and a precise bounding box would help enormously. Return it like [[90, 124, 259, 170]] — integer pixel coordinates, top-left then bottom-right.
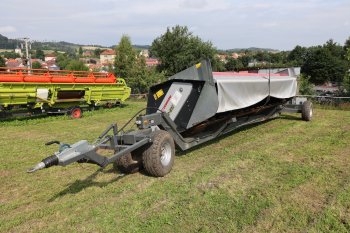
[[302, 101, 313, 121], [142, 130, 175, 177], [113, 152, 143, 174], [68, 106, 83, 119]]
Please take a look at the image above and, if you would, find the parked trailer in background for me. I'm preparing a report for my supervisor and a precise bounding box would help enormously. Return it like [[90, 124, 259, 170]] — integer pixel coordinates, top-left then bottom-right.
[[0, 68, 131, 118], [28, 60, 312, 177]]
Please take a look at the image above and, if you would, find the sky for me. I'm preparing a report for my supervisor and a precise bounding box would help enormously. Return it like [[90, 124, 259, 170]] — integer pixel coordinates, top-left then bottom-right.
[[1, 0, 350, 51]]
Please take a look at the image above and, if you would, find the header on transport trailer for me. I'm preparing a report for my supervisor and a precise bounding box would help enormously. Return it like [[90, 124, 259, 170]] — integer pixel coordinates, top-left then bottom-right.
[[27, 60, 313, 177], [0, 67, 131, 118]]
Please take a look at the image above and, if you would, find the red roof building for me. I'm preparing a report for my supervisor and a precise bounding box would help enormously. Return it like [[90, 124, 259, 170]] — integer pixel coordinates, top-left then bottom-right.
[[83, 51, 94, 57], [145, 58, 159, 67], [100, 50, 116, 55], [100, 50, 116, 64], [45, 53, 56, 62], [6, 59, 23, 68]]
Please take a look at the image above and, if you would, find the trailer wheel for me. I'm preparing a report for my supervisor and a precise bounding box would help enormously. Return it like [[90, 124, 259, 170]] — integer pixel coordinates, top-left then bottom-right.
[[106, 102, 113, 108], [68, 107, 82, 119], [142, 130, 175, 177], [302, 101, 313, 121], [113, 152, 142, 174]]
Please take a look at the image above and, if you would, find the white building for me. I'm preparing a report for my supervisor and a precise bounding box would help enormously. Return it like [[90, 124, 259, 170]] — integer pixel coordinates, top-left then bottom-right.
[[100, 50, 116, 64]]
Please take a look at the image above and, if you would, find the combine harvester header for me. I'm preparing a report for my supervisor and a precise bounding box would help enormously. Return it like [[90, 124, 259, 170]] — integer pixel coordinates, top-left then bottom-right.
[[28, 60, 312, 177], [0, 68, 117, 83], [0, 67, 131, 118]]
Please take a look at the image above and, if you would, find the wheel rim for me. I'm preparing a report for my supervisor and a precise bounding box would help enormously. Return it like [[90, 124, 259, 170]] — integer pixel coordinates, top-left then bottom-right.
[[160, 142, 172, 166], [309, 107, 313, 118], [71, 108, 81, 118]]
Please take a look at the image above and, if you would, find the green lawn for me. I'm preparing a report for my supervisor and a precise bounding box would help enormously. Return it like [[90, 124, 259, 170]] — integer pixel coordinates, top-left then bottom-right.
[[1, 101, 350, 233]]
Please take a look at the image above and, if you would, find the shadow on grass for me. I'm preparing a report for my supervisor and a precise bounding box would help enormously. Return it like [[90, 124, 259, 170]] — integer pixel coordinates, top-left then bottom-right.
[[176, 114, 303, 156], [0, 114, 49, 122], [49, 113, 304, 198], [0, 104, 130, 123], [48, 167, 126, 202], [279, 114, 304, 121]]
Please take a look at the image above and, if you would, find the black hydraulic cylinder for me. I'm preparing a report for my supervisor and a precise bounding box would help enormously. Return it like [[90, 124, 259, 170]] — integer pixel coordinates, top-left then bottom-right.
[[27, 154, 58, 173]]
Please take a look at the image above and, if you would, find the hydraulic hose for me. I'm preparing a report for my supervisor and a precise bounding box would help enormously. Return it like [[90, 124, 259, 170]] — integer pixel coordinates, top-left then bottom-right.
[[27, 155, 58, 173]]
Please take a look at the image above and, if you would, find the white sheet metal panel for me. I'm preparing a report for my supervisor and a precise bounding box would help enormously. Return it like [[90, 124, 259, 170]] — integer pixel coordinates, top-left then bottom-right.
[[158, 82, 193, 120], [36, 88, 49, 102], [213, 74, 297, 113]]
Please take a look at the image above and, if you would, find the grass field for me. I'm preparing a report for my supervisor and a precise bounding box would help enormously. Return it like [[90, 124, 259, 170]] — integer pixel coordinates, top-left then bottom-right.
[[1, 100, 350, 233]]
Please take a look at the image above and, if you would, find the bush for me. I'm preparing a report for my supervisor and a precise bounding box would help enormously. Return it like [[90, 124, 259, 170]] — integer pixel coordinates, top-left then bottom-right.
[[298, 74, 315, 95]]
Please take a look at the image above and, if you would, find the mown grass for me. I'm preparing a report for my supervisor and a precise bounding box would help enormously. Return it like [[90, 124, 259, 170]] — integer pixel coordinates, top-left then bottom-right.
[[0, 101, 349, 233]]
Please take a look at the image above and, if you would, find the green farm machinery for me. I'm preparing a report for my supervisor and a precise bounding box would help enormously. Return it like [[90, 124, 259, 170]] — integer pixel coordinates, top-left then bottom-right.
[[0, 68, 131, 118]]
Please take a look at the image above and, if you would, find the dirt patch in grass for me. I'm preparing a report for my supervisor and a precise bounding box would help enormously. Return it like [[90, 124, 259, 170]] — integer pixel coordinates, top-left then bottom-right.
[[139, 198, 169, 219], [290, 183, 326, 214]]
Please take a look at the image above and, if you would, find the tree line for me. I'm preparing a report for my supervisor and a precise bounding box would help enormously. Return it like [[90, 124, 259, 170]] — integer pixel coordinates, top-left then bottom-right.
[[116, 25, 349, 95], [1, 26, 349, 95]]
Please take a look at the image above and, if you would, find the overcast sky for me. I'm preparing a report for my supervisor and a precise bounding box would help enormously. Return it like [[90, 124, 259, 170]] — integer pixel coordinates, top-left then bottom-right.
[[1, 0, 349, 50]]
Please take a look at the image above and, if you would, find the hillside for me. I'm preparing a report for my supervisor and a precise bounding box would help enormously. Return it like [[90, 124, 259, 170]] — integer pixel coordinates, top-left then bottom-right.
[[0, 34, 150, 53], [1, 34, 278, 54], [218, 47, 280, 53], [0, 100, 349, 232]]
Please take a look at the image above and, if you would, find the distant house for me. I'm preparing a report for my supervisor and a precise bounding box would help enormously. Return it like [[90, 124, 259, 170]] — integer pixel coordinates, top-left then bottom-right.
[[6, 59, 23, 68], [216, 54, 228, 63], [248, 59, 267, 67], [30, 59, 43, 64], [88, 64, 102, 72], [140, 49, 149, 58], [48, 64, 59, 71], [258, 67, 301, 76], [100, 50, 116, 64], [145, 58, 159, 67], [231, 53, 239, 59], [41, 60, 60, 70], [15, 47, 22, 57], [314, 82, 339, 94], [83, 51, 93, 57], [80, 58, 98, 65], [45, 53, 56, 62]]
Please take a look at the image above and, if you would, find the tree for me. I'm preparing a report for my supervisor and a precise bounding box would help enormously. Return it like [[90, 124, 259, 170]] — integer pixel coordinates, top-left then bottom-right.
[[56, 53, 71, 70], [212, 56, 226, 72], [301, 47, 348, 84], [78, 46, 83, 56], [66, 60, 88, 71], [1, 51, 20, 59], [114, 35, 136, 79], [342, 48, 350, 96], [128, 56, 166, 94], [151, 25, 216, 76], [34, 49, 45, 60], [254, 51, 270, 62], [298, 74, 315, 95], [32, 61, 42, 69], [94, 48, 102, 57], [287, 45, 307, 65], [114, 35, 165, 94], [345, 37, 350, 49], [225, 57, 243, 71], [324, 39, 344, 58], [270, 52, 285, 64], [0, 56, 5, 67], [343, 72, 350, 96]]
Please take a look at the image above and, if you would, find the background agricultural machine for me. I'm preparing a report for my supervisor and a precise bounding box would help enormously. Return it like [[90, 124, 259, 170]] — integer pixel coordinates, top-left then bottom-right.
[[28, 60, 312, 177], [0, 68, 131, 118]]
